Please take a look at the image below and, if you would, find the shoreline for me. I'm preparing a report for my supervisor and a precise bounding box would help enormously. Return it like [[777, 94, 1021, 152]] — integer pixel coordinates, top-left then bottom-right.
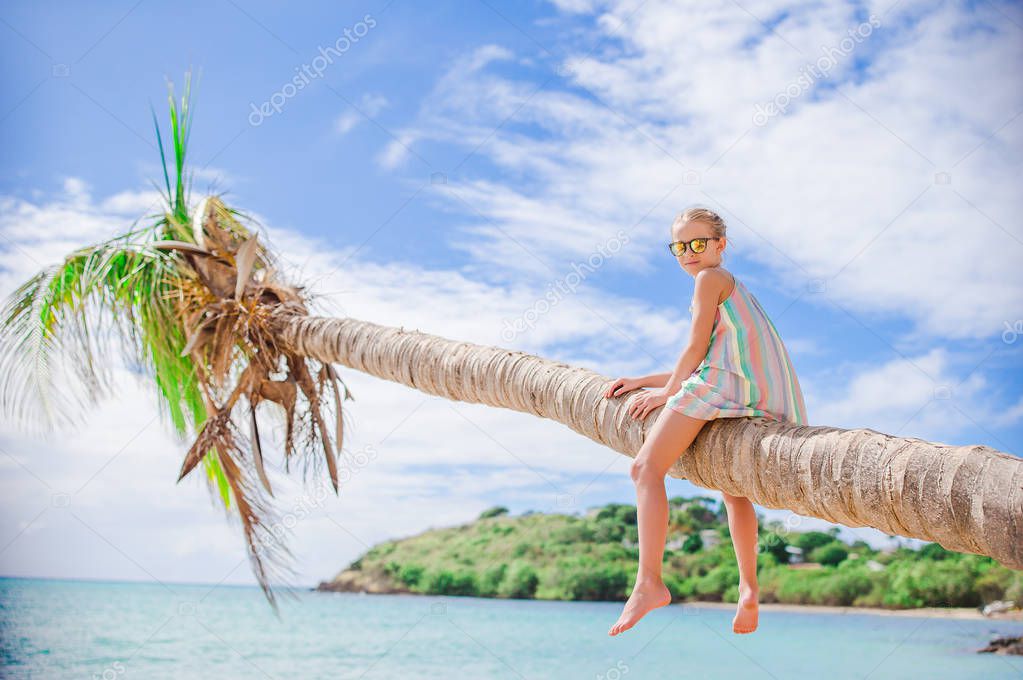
[[678, 600, 1022, 620], [317, 584, 1022, 621]]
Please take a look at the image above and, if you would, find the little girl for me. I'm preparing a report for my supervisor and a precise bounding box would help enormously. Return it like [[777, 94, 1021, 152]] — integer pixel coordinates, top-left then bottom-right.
[[603, 206, 808, 636]]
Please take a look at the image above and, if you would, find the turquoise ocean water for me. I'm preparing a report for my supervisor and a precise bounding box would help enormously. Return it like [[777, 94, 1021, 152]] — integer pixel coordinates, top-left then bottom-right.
[[1, 577, 1021, 679]]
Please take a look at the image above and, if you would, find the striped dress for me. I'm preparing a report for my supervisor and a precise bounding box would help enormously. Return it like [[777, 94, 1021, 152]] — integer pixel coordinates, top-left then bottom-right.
[[665, 272, 809, 425]]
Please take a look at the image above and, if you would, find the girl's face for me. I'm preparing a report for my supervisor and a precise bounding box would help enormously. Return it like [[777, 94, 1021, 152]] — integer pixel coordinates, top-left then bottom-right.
[[672, 219, 726, 276]]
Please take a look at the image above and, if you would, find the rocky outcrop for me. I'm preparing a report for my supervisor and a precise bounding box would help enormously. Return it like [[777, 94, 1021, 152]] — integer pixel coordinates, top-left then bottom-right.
[[315, 567, 409, 595], [977, 635, 1023, 655]]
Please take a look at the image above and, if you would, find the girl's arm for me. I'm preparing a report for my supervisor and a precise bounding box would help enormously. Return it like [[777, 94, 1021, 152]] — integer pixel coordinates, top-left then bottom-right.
[[661, 270, 723, 393], [634, 372, 673, 388]]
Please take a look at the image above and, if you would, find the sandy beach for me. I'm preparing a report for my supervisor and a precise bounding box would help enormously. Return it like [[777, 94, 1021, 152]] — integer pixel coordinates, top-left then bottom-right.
[[677, 600, 1023, 621]]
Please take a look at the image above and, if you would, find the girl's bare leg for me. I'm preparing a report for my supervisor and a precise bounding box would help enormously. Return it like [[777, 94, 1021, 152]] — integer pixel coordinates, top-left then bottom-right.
[[608, 408, 709, 636], [721, 492, 760, 633]]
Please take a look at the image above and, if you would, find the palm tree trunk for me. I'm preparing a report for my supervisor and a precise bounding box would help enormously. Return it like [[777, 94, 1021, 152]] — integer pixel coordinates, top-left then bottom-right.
[[272, 309, 1023, 570]]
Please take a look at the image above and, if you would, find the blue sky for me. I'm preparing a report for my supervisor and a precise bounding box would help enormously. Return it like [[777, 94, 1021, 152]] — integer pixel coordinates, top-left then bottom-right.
[[1, 0, 1021, 588]]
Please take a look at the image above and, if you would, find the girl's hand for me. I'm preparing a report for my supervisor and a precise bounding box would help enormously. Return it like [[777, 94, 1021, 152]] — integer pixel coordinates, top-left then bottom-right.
[[604, 377, 644, 399], [628, 388, 670, 421]]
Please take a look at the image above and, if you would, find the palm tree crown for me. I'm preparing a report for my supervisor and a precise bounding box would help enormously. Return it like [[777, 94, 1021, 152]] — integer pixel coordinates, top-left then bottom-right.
[[0, 72, 350, 613]]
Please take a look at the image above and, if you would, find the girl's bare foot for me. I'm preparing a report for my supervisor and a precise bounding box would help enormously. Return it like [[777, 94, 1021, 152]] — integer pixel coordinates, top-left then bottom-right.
[[608, 580, 672, 636], [732, 583, 759, 634]]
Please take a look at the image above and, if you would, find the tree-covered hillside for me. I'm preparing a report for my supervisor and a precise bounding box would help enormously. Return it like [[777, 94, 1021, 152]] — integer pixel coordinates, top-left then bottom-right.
[[317, 498, 1023, 610]]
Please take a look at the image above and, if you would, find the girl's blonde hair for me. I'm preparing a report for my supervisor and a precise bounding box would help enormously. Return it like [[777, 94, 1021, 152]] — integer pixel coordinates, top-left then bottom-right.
[[671, 207, 729, 260]]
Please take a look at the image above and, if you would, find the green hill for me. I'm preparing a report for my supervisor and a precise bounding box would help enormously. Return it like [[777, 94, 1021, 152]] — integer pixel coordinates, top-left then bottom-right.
[[316, 498, 1023, 610]]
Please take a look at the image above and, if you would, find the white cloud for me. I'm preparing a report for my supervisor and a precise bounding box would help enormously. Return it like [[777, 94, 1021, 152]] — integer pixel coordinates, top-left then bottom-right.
[[334, 111, 361, 135], [334, 92, 389, 135], [375, 130, 422, 170], [383, 0, 1023, 341], [61, 177, 91, 206], [809, 347, 997, 441], [99, 188, 165, 215], [992, 394, 1023, 429]]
